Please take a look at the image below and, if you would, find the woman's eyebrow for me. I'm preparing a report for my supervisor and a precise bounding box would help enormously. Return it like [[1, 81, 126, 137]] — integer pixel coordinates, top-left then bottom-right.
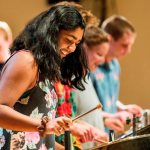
[[66, 34, 78, 40]]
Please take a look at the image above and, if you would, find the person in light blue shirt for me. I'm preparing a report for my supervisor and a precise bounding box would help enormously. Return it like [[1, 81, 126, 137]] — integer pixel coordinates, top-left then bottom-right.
[[90, 59, 120, 114]]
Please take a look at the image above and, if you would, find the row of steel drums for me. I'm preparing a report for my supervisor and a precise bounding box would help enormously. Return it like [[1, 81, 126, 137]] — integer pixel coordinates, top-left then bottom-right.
[[89, 110, 150, 150], [90, 133, 150, 150]]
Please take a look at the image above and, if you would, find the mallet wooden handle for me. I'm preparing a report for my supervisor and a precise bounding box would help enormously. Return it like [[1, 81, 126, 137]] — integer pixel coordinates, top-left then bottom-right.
[[72, 104, 102, 122]]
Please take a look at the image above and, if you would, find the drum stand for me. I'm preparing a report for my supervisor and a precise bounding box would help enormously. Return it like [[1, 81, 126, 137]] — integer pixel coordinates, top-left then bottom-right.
[[64, 131, 72, 150]]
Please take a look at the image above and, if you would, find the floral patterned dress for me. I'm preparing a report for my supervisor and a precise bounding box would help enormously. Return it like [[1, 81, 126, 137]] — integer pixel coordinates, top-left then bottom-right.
[[0, 79, 58, 150]]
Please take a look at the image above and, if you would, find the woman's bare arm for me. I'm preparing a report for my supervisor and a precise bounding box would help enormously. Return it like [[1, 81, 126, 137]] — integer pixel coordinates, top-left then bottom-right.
[[0, 51, 41, 132]]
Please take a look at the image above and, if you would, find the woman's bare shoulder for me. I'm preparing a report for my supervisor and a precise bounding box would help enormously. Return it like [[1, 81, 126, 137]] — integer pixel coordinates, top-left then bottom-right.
[[1, 50, 38, 89], [0, 51, 38, 106], [3, 50, 37, 72], [12, 50, 36, 66]]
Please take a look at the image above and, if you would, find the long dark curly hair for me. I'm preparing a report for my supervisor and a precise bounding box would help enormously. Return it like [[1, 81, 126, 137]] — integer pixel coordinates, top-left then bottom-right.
[[10, 5, 88, 90]]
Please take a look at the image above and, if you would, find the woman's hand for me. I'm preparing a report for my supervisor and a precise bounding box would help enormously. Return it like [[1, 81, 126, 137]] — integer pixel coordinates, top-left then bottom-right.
[[90, 126, 109, 144], [70, 121, 108, 143], [113, 111, 133, 124], [104, 117, 124, 133], [46, 116, 72, 136], [70, 122, 93, 143], [123, 104, 142, 117]]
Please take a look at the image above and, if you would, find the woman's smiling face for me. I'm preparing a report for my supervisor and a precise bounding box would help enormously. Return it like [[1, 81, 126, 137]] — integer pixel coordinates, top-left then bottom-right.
[[86, 42, 109, 71], [58, 27, 84, 58]]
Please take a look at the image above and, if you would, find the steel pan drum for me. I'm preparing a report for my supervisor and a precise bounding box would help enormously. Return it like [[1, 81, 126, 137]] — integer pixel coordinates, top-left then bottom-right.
[[121, 124, 150, 139], [137, 124, 150, 135], [88, 134, 150, 150]]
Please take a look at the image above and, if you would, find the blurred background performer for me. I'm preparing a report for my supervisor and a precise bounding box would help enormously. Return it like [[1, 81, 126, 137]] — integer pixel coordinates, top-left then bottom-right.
[[90, 15, 143, 133], [0, 21, 12, 70]]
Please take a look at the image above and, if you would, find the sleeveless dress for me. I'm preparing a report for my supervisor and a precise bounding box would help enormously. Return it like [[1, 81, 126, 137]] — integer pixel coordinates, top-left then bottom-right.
[[0, 52, 58, 150]]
